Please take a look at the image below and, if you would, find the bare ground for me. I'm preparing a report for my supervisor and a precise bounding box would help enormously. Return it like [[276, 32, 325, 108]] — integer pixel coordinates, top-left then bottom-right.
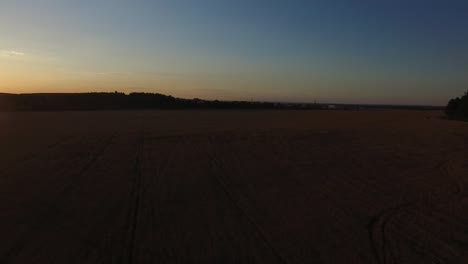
[[1, 110, 468, 264]]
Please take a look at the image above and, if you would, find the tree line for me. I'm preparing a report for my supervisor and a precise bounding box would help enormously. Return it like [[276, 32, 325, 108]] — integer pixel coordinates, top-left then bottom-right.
[[0, 92, 311, 111], [446, 91, 468, 121], [0, 92, 445, 111]]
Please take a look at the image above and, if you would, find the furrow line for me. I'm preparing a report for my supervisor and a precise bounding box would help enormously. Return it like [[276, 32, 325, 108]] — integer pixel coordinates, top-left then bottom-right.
[[208, 136, 289, 264], [0, 133, 117, 264]]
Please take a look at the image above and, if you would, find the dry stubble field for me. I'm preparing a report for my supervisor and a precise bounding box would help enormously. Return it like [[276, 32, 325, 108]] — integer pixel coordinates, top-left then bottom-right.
[[1, 110, 468, 264]]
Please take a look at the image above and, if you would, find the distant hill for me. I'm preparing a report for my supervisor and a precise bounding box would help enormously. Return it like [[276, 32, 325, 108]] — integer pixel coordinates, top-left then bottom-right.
[[0, 92, 443, 111], [0, 92, 286, 111]]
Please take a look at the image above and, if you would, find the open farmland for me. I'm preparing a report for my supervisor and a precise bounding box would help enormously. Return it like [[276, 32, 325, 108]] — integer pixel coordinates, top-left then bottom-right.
[[1, 110, 468, 264]]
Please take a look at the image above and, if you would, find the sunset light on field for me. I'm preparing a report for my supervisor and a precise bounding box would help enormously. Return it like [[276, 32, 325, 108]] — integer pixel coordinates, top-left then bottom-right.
[[2, 2, 468, 263]]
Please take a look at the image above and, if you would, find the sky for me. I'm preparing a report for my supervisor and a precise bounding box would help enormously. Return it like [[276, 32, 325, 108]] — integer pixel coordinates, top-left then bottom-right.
[[1, 0, 468, 105]]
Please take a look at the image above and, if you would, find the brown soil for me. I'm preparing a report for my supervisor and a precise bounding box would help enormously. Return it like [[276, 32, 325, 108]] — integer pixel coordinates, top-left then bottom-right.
[[1, 110, 467, 264]]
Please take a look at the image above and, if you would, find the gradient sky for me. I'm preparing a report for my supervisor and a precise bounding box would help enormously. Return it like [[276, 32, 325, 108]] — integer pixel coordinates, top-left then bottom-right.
[[1, 0, 468, 105]]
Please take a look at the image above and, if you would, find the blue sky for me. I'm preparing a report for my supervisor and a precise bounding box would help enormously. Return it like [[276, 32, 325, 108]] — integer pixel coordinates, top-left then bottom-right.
[[1, 0, 467, 105]]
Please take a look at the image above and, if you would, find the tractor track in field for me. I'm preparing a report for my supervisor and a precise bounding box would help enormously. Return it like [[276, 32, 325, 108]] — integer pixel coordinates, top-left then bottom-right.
[[366, 165, 463, 264], [207, 134, 289, 264], [367, 156, 468, 264], [0, 135, 76, 177], [120, 138, 143, 264], [117, 117, 146, 264], [101, 128, 184, 264], [364, 123, 468, 264], [3, 111, 468, 263], [367, 203, 416, 264], [436, 157, 465, 197], [0, 133, 117, 264]]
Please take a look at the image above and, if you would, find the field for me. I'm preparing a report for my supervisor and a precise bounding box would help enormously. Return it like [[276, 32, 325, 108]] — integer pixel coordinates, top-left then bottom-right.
[[1, 110, 468, 264]]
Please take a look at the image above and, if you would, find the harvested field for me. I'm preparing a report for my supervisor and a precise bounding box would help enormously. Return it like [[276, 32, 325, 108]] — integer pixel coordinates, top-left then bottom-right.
[[1, 110, 468, 264]]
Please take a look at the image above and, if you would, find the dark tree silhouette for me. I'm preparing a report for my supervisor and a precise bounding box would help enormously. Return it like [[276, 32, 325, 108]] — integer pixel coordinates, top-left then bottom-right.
[[446, 98, 460, 118], [446, 91, 468, 120], [0, 92, 443, 112], [0, 92, 309, 111]]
